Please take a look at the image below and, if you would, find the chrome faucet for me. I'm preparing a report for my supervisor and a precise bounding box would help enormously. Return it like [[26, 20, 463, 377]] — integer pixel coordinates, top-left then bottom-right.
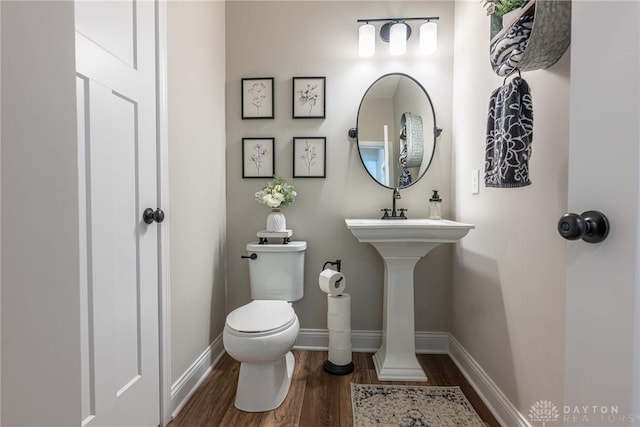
[[381, 187, 407, 220]]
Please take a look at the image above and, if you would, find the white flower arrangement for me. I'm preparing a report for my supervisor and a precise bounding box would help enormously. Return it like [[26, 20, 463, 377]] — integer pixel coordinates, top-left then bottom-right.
[[255, 177, 297, 209]]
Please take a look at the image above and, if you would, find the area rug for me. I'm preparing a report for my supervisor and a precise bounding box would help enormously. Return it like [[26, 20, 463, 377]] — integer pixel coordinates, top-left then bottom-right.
[[351, 384, 487, 427]]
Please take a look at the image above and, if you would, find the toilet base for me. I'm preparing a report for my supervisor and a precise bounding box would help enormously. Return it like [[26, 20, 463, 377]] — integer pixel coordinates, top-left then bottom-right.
[[234, 351, 295, 412]]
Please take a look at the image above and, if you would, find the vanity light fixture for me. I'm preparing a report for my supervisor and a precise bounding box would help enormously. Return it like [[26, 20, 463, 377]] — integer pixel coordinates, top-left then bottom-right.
[[389, 22, 408, 55], [357, 17, 439, 57], [358, 23, 376, 57], [419, 21, 438, 55]]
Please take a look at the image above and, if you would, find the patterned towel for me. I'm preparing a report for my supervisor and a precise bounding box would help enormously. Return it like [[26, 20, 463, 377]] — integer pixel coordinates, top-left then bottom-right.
[[398, 138, 412, 187], [490, 15, 534, 76], [485, 77, 533, 188]]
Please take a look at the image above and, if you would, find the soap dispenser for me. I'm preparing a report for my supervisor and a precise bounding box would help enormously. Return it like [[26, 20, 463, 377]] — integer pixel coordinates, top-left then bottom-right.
[[429, 190, 442, 220]]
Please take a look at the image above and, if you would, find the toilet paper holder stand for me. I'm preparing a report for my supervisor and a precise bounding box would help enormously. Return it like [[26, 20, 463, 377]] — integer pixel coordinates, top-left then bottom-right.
[[321, 259, 354, 376], [322, 259, 342, 273]]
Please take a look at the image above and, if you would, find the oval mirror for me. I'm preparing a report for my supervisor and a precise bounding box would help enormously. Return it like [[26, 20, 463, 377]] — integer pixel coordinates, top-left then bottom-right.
[[356, 73, 439, 189]]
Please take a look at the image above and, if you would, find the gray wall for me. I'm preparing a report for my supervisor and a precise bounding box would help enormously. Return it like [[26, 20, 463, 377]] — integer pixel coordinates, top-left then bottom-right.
[[225, 1, 456, 332], [451, 0, 569, 415], [168, 1, 228, 385]]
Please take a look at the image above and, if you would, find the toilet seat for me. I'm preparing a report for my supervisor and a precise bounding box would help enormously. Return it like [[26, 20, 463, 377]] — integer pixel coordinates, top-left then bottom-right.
[[226, 300, 296, 337]]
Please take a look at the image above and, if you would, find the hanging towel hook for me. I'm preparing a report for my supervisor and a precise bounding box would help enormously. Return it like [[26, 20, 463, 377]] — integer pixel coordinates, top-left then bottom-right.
[[503, 68, 521, 85]]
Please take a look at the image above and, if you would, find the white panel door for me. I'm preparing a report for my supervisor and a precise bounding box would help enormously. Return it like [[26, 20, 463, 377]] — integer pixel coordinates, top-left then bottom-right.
[[564, 0, 640, 419], [75, 1, 161, 425]]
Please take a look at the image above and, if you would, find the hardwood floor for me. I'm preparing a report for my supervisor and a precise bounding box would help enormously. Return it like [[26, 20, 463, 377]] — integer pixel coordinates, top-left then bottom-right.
[[169, 350, 500, 426]]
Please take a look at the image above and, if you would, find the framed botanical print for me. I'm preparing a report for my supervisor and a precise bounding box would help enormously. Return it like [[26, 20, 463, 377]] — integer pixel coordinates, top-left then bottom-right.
[[242, 78, 274, 119], [292, 76, 326, 119], [242, 138, 275, 178], [293, 137, 326, 178]]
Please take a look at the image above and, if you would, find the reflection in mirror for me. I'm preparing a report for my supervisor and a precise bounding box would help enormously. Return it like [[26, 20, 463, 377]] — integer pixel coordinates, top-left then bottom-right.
[[356, 73, 438, 189]]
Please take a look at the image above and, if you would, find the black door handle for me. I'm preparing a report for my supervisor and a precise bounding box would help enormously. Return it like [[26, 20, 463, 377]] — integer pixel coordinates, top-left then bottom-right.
[[143, 208, 165, 224], [557, 210, 609, 243]]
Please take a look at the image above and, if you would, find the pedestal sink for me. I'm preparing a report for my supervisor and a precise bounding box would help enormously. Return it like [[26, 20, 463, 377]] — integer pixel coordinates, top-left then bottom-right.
[[345, 218, 475, 381]]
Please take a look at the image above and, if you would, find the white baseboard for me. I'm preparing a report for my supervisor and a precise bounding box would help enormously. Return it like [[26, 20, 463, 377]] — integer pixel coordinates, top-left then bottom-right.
[[448, 335, 530, 427], [170, 334, 225, 419], [170, 329, 527, 427], [293, 328, 383, 352], [415, 331, 450, 354], [294, 328, 450, 353], [293, 328, 329, 350]]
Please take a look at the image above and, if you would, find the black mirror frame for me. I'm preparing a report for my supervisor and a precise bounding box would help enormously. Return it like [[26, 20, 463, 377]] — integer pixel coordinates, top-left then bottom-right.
[[353, 73, 440, 190]]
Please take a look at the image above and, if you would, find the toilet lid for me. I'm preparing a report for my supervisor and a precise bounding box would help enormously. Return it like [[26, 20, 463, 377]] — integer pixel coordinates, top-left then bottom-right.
[[226, 300, 295, 333]]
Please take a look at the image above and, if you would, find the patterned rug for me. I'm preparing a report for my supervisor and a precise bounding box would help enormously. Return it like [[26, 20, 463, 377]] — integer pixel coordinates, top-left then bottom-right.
[[351, 384, 487, 427]]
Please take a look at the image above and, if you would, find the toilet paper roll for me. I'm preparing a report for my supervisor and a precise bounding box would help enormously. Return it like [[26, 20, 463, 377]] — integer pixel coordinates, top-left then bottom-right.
[[328, 345, 352, 366], [329, 329, 352, 348], [319, 269, 346, 296], [327, 293, 351, 315], [327, 313, 351, 331]]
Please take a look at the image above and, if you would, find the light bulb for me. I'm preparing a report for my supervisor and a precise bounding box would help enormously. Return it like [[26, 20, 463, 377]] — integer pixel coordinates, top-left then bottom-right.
[[420, 21, 437, 54], [389, 22, 407, 56], [358, 24, 375, 57]]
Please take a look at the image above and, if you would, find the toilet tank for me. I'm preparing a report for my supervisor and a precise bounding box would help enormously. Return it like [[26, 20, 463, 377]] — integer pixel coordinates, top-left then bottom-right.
[[246, 241, 306, 301]]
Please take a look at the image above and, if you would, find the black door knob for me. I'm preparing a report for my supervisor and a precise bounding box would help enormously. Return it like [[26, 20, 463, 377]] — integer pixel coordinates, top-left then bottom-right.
[[557, 210, 609, 243], [143, 208, 165, 224]]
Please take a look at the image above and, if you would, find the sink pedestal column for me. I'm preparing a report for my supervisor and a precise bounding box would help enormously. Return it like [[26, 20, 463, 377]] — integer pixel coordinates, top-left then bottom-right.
[[344, 219, 475, 382], [370, 242, 439, 382]]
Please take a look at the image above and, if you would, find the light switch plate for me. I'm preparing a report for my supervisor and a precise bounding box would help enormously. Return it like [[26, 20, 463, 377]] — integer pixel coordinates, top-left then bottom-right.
[[471, 169, 480, 194]]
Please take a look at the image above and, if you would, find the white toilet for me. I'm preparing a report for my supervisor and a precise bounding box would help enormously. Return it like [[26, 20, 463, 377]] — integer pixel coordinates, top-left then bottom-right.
[[223, 241, 306, 412]]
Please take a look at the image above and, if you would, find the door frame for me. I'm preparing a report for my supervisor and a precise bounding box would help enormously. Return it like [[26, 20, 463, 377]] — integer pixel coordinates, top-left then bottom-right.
[[156, 1, 172, 426]]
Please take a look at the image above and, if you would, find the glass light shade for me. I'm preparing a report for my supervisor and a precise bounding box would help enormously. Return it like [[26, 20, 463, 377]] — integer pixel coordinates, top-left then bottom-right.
[[358, 24, 375, 57], [389, 23, 407, 56], [420, 21, 437, 54]]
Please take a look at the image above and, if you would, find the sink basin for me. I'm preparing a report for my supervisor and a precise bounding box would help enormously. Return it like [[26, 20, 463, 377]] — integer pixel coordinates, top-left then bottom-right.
[[345, 218, 474, 381], [345, 218, 474, 243]]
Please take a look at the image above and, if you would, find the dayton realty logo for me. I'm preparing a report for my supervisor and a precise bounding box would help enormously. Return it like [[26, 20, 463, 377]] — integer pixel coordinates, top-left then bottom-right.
[[529, 400, 627, 425], [529, 400, 560, 426]]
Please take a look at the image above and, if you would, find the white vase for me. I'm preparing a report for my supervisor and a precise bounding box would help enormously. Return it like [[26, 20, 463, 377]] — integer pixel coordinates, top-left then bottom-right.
[[266, 209, 286, 232]]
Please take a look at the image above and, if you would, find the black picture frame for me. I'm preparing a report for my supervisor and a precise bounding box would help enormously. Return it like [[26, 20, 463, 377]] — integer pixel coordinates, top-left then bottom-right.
[[241, 78, 274, 119], [242, 138, 275, 178], [293, 137, 326, 178], [292, 76, 326, 119]]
